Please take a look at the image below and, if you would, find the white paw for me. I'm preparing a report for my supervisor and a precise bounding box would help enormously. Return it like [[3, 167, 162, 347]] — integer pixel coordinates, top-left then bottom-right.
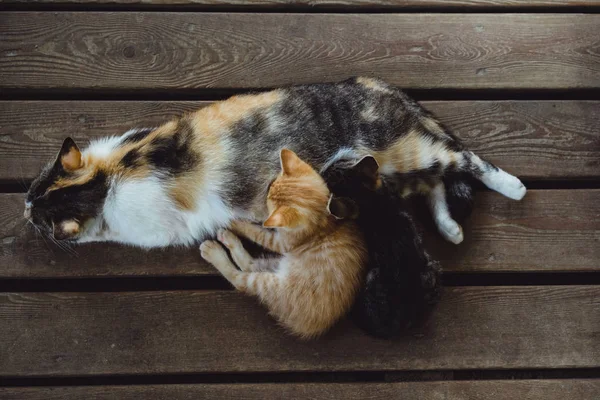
[[200, 240, 227, 264], [496, 171, 527, 201], [438, 219, 464, 245]]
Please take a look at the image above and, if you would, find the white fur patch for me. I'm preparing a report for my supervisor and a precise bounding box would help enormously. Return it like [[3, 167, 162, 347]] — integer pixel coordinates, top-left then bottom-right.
[[90, 174, 233, 248], [471, 153, 527, 200], [428, 182, 463, 244], [83, 136, 123, 160], [319, 147, 361, 173], [121, 127, 153, 139]]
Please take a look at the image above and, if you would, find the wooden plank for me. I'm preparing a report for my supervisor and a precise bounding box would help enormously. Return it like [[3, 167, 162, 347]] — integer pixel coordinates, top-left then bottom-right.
[[0, 286, 598, 375], [0, 13, 598, 91], [1, 100, 598, 182], [1, 380, 599, 400], [1, 190, 598, 278], [2, 0, 599, 8]]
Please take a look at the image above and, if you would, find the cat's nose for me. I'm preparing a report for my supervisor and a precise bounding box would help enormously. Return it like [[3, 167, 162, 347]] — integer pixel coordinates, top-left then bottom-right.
[[23, 207, 31, 219]]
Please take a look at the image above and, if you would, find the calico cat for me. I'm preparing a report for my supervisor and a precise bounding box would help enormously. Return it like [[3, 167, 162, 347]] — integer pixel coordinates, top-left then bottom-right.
[[322, 155, 442, 338], [25, 77, 525, 247], [200, 149, 366, 339]]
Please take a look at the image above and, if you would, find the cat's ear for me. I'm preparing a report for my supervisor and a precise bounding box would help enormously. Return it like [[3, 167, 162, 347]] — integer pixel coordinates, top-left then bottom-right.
[[280, 148, 308, 176], [352, 155, 379, 182], [52, 219, 80, 240], [56, 137, 83, 171], [327, 194, 359, 220], [263, 206, 300, 228]]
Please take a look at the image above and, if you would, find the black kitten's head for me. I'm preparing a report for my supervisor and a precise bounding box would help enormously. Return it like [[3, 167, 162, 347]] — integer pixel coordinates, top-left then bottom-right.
[[320, 155, 381, 219], [322, 155, 380, 198], [25, 137, 108, 241]]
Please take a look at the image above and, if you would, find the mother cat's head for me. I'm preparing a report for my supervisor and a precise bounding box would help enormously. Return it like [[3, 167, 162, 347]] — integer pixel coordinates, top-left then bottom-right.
[[25, 137, 109, 242]]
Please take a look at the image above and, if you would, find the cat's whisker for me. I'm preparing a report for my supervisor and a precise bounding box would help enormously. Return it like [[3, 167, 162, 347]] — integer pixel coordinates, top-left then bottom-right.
[[18, 161, 29, 191], [37, 230, 54, 253], [49, 235, 77, 257]]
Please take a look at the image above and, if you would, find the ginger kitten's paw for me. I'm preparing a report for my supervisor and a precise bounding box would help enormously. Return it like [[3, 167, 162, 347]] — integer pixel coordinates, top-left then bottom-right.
[[217, 229, 240, 249], [438, 218, 464, 244], [200, 240, 228, 264], [230, 219, 250, 233]]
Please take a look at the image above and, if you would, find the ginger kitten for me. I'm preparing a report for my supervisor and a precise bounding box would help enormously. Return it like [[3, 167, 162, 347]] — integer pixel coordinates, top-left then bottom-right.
[[200, 149, 366, 339]]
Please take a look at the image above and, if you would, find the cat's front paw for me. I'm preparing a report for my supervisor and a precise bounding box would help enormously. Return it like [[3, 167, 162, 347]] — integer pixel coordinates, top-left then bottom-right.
[[229, 219, 251, 233], [200, 240, 228, 265], [217, 229, 241, 249]]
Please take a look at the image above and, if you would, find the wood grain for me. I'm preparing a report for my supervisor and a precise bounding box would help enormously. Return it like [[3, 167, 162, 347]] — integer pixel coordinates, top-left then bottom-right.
[[2, 0, 599, 7], [1, 100, 598, 181], [0, 286, 598, 376], [1, 380, 599, 400], [1, 190, 598, 278], [0, 13, 598, 91]]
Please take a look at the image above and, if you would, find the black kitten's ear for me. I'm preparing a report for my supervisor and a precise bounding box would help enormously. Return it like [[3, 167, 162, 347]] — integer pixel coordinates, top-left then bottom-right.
[[351, 155, 379, 182], [57, 137, 82, 171], [327, 194, 359, 220]]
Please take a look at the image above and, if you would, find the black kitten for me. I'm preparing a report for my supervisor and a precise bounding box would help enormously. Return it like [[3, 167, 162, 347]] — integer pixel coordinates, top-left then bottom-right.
[[323, 156, 474, 338]]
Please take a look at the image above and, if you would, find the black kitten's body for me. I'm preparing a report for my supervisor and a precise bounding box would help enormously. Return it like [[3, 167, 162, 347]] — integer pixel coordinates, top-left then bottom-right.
[[322, 159, 476, 338]]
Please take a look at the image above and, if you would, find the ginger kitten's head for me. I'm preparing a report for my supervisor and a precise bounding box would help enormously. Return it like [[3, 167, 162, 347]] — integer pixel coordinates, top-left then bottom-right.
[[264, 149, 357, 230], [25, 137, 109, 241]]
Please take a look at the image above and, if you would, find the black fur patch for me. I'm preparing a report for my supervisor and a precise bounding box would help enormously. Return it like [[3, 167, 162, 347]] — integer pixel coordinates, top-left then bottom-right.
[[27, 160, 68, 203], [147, 119, 199, 175], [444, 173, 476, 223], [29, 171, 109, 234], [226, 113, 271, 209], [395, 161, 442, 191], [121, 148, 143, 168]]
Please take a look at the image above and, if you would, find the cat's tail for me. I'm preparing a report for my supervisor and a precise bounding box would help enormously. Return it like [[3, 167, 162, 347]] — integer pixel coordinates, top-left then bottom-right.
[[416, 115, 527, 202], [454, 151, 526, 201]]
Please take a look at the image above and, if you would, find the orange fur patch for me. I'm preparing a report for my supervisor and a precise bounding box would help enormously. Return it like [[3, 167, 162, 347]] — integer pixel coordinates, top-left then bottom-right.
[[356, 77, 394, 93], [420, 116, 448, 139], [191, 90, 283, 135]]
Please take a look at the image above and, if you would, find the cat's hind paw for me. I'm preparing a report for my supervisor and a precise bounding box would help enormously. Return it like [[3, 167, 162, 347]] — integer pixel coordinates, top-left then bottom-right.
[[438, 218, 464, 245], [487, 170, 526, 201]]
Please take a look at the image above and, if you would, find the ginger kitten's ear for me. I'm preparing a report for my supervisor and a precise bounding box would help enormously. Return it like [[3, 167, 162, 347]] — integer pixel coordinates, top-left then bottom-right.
[[327, 194, 359, 220], [57, 137, 82, 171], [280, 149, 308, 176], [263, 206, 300, 228]]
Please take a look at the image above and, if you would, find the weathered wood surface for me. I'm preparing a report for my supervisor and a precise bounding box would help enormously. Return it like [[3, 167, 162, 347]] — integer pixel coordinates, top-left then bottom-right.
[[2, 0, 599, 8], [1, 380, 599, 400], [1, 100, 598, 181], [1, 286, 598, 376], [1, 13, 599, 91], [2, 190, 598, 278]]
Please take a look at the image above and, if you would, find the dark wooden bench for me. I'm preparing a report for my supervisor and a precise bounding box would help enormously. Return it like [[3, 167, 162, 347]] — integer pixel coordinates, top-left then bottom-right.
[[0, 1, 599, 398]]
